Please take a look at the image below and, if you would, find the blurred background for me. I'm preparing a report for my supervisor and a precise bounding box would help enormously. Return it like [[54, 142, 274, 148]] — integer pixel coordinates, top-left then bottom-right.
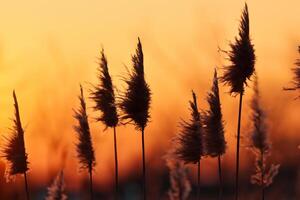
[[0, 0, 299, 199]]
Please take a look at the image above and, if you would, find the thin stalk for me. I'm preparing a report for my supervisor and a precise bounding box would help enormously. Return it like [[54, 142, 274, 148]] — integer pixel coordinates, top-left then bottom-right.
[[197, 160, 200, 200], [24, 172, 30, 200], [218, 155, 223, 200], [235, 93, 243, 200], [141, 127, 146, 200], [89, 168, 94, 200], [113, 126, 119, 200], [261, 151, 265, 200]]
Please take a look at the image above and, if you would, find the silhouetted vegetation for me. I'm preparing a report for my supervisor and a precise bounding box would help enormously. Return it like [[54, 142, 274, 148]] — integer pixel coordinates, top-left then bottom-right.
[[165, 153, 191, 200], [90, 48, 120, 199], [120, 38, 151, 200], [249, 76, 279, 200], [174, 91, 204, 200], [45, 171, 67, 200], [2, 3, 297, 200], [203, 69, 226, 199], [2, 91, 30, 200], [220, 3, 256, 200], [74, 85, 95, 200], [284, 46, 300, 98]]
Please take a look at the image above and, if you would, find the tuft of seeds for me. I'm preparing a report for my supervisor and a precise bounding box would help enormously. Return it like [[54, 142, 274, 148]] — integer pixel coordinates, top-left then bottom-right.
[[2, 91, 29, 181]]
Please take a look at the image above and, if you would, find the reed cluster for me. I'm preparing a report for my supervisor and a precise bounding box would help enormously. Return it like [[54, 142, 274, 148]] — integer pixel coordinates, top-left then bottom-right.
[[1, 3, 292, 200]]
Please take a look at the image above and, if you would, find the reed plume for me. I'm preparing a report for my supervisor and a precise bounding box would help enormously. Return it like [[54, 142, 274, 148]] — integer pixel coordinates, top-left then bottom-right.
[[2, 91, 30, 200], [74, 85, 96, 200], [120, 38, 151, 200], [90, 48, 118, 127], [249, 76, 279, 200], [165, 153, 191, 200], [45, 171, 67, 200], [90, 48, 120, 198], [284, 46, 300, 98], [220, 4, 255, 199], [174, 91, 203, 200], [203, 69, 226, 199]]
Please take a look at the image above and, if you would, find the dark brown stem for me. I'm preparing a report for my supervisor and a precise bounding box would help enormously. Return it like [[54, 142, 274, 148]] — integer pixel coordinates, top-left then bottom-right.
[[261, 151, 265, 200], [235, 93, 243, 200], [141, 127, 146, 200], [24, 172, 30, 200], [218, 155, 223, 200], [89, 168, 94, 200], [113, 126, 119, 200], [197, 160, 200, 200]]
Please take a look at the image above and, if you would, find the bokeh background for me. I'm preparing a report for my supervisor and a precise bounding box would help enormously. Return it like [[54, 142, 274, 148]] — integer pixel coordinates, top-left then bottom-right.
[[0, 0, 299, 199]]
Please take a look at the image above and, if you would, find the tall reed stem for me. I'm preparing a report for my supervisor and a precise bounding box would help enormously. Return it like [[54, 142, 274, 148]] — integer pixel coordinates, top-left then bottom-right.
[[197, 160, 200, 200], [24, 172, 30, 200], [113, 126, 119, 200], [235, 93, 243, 200], [218, 155, 223, 200], [141, 127, 146, 200], [261, 151, 265, 200], [89, 168, 94, 200]]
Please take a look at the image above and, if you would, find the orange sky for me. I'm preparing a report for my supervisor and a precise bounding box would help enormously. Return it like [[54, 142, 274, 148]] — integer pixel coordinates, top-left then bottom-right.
[[0, 0, 300, 192]]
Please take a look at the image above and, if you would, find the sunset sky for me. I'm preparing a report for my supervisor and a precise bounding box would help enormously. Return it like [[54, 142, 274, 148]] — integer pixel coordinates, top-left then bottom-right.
[[0, 0, 300, 196]]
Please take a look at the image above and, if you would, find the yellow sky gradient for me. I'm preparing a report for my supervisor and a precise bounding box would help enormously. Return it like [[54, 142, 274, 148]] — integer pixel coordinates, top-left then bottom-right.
[[0, 0, 300, 190]]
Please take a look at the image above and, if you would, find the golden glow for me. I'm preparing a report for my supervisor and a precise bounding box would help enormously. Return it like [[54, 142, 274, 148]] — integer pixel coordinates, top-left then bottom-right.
[[0, 0, 299, 191]]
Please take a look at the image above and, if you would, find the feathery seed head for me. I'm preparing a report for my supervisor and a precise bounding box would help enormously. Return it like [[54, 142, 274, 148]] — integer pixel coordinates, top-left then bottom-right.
[[120, 38, 151, 130], [250, 150, 280, 188], [175, 91, 204, 164], [203, 69, 226, 157], [74, 85, 95, 172], [249, 77, 279, 188], [45, 171, 67, 200], [90, 48, 119, 128], [287, 46, 300, 97], [294, 46, 300, 89], [221, 3, 255, 94], [165, 153, 191, 200], [2, 91, 29, 180], [250, 76, 269, 153]]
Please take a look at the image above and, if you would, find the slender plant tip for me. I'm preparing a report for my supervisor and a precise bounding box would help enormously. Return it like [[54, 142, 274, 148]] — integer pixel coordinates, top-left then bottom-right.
[[175, 91, 204, 164], [204, 69, 226, 157], [2, 91, 29, 181], [74, 85, 96, 172], [90, 48, 119, 128], [221, 3, 256, 95], [120, 38, 151, 130], [45, 171, 67, 200]]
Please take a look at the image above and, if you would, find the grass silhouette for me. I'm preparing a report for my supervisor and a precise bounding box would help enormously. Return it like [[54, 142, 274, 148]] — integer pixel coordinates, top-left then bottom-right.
[[90, 48, 120, 199], [74, 85, 96, 200], [249, 76, 280, 200], [203, 69, 226, 200], [284, 46, 300, 98], [220, 4, 256, 200], [120, 38, 151, 200], [2, 91, 30, 200], [174, 91, 204, 200]]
